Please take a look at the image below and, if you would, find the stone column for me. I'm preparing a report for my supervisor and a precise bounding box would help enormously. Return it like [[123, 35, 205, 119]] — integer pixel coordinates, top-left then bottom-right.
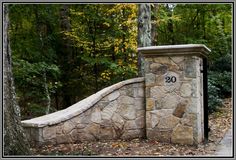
[[138, 44, 211, 145]]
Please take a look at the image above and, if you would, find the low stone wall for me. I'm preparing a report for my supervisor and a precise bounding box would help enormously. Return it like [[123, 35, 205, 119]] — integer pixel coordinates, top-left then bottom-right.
[[22, 77, 145, 145]]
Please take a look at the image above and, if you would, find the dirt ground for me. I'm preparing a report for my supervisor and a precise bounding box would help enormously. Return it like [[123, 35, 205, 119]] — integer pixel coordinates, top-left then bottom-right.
[[31, 98, 232, 157]]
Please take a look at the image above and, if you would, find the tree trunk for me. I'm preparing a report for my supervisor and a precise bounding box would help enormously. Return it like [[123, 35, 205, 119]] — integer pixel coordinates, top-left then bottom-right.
[[3, 4, 31, 155], [166, 4, 175, 45], [122, 8, 127, 63], [92, 17, 98, 92], [44, 71, 51, 114], [151, 4, 158, 46], [59, 4, 73, 108], [137, 4, 151, 76], [138, 4, 152, 47], [34, 7, 51, 114]]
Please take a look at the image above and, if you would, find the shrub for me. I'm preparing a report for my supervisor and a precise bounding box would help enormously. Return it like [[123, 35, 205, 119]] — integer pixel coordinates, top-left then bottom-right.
[[207, 70, 232, 113], [210, 54, 231, 72], [207, 54, 232, 113], [208, 78, 223, 113], [208, 71, 231, 98]]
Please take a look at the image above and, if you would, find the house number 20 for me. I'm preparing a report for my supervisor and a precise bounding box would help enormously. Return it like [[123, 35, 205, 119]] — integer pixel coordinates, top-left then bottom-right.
[[165, 76, 177, 83]]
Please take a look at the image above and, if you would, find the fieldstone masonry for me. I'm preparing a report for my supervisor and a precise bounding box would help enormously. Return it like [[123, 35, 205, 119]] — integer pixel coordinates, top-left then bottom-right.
[[22, 44, 210, 146], [22, 78, 145, 146], [138, 44, 210, 145]]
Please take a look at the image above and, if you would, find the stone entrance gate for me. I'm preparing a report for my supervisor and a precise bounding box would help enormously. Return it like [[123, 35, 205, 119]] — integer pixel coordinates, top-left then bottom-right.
[[22, 44, 210, 146]]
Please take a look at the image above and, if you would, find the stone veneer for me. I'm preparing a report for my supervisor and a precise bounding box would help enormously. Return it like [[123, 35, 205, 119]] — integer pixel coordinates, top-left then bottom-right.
[[22, 44, 211, 146], [138, 44, 210, 145], [22, 77, 145, 146]]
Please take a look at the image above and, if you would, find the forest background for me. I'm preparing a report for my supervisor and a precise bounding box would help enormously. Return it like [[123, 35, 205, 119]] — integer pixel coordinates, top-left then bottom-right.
[[8, 3, 232, 120]]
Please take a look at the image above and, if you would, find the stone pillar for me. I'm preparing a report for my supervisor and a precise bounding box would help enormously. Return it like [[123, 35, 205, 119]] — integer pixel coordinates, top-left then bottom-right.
[[138, 44, 211, 145]]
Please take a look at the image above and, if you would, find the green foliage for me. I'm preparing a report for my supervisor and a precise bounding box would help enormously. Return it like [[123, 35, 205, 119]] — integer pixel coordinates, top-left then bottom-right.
[[208, 70, 231, 113], [208, 71, 231, 98], [12, 58, 61, 119], [9, 4, 139, 118], [106, 61, 137, 84], [156, 4, 232, 62], [9, 4, 64, 118], [210, 54, 231, 72], [67, 4, 138, 93], [208, 79, 223, 113], [9, 4, 232, 118], [27, 104, 46, 119]]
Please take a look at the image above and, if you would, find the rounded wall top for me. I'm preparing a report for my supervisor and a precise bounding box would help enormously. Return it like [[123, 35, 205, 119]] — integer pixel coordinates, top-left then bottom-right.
[[138, 44, 211, 58]]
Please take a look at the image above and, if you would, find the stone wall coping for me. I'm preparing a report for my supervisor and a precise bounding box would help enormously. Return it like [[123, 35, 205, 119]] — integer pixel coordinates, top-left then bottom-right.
[[138, 44, 211, 58], [21, 77, 145, 128]]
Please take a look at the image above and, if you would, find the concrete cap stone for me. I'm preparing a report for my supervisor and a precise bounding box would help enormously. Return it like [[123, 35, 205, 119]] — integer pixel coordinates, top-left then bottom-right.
[[138, 44, 211, 58]]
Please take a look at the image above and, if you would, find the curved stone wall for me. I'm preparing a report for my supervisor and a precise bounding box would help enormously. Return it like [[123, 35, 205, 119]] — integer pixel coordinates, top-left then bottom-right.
[[22, 77, 145, 145]]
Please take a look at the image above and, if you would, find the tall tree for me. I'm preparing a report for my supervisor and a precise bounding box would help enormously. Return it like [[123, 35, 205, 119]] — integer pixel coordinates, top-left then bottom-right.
[[138, 4, 152, 47], [58, 4, 75, 107], [3, 4, 31, 155], [151, 4, 158, 46], [165, 4, 175, 44], [137, 3, 151, 76], [34, 5, 51, 114]]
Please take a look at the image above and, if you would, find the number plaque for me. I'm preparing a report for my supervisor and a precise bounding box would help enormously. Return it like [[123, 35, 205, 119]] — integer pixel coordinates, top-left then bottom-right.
[[165, 76, 177, 83]]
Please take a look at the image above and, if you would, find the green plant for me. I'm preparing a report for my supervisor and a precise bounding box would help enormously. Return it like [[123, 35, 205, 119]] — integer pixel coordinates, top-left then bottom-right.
[[210, 54, 231, 72], [207, 69, 232, 113], [208, 71, 231, 98], [208, 79, 223, 113]]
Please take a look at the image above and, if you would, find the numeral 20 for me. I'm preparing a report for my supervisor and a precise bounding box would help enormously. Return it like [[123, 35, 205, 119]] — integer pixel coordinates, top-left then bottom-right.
[[165, 76, 177, 83]]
